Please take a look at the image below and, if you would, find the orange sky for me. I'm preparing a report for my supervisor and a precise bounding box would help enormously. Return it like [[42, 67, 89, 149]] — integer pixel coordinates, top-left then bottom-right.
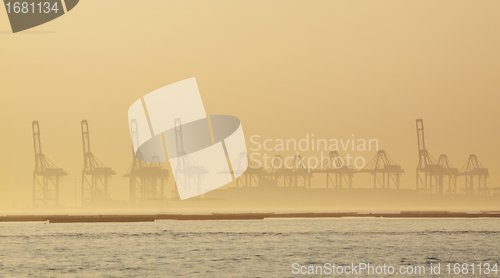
[[1, 0, 499, 209]]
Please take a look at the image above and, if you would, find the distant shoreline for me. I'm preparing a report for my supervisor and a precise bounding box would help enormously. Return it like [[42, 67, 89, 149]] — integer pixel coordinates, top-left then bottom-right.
[[1, 211, 500, 223]]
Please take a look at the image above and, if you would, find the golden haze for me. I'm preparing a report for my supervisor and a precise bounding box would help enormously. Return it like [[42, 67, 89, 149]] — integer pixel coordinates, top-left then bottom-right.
[[0, 1, 499, 211]]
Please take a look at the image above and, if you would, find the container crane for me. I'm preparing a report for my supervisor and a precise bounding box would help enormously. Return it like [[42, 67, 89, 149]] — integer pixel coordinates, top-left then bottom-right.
[[32, 121, 67, 206]]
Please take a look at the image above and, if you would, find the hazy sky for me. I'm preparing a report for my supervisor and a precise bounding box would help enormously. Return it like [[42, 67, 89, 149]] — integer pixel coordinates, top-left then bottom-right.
[[1, 1, 499, 209]]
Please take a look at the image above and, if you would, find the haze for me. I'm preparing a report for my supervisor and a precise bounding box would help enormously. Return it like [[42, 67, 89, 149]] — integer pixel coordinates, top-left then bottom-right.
[[0, 1, 499, 211]]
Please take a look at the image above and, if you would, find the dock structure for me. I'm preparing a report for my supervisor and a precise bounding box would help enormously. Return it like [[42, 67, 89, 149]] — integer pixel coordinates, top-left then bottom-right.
[[267, 155, 294, 187], [359, 150, 404, 189], [415, 119, 490, 195], [81, 120, 116, 203], [3, 211, 500, 223], [27, 118, 495, 204], [124, 153, 169, 202], [32, 121, 68, 206], [289, 154, 312, 188], [415, 119, 444, 193], [460, 154, 489, 195], [415, 119, 464, 194], [124, 119, 169, 202], [263, 154, 313, 188], [312, 151, 355, 188], [232, 153, 271, 187], [172, 118, 208, 199], [437, 154, 459, 194]]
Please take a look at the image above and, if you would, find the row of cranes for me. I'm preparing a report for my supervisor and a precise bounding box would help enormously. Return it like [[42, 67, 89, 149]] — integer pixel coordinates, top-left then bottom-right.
[[31, 118, 493, 206], [32, 118, 404, 207], [232, 150, 404, 189], [416, 119, 491, 195], [233, 119, 492, 196], [32, 120, 169, 206]]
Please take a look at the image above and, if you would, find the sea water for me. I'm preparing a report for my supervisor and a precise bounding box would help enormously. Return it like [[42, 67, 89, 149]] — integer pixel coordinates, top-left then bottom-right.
[[0, 218, 499, 277]]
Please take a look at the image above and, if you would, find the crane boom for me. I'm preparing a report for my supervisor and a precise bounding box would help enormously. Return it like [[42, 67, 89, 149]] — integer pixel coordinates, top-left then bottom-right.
[[32, 121, 44, 173]]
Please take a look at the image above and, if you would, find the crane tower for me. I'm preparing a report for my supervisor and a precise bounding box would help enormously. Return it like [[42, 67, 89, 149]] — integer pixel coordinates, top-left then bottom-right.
[[81, 120, 116, 203], [416, 119, 443, 193], [32, 121, 67, 206], [124, 119, 169, 203]]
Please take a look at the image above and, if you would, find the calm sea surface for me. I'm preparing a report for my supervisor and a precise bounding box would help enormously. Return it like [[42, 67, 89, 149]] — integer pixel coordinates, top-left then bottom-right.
[[0, 218, 499, 277]]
